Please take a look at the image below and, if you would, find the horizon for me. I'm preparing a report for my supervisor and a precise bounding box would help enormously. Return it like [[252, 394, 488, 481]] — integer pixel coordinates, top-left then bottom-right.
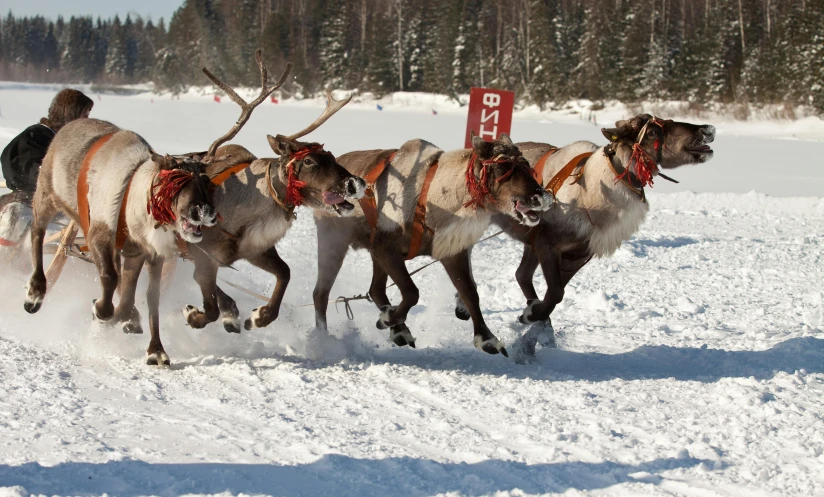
[[0, 0, 184, 23]]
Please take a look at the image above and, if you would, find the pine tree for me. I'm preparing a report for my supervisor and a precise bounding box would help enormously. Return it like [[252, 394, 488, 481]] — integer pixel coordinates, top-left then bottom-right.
[[319, 0, 350, 89]]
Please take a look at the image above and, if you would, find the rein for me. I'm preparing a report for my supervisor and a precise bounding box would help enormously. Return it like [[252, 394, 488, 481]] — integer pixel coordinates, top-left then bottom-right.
[[606, 116, 673, 201]]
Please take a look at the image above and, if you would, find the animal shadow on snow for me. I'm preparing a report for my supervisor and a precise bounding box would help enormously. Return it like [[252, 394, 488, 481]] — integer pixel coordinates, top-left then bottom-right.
[[0, 455, 708, 497], [366, 335, 824, 383]]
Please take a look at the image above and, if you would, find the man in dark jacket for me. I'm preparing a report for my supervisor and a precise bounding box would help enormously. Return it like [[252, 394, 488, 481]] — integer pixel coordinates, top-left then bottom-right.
[[0, 89, 93, 248], [1, 88, 94, 195]]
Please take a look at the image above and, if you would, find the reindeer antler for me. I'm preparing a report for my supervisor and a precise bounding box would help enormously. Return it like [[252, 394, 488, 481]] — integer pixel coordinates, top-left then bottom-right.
[[286, 90, 352, 141], [202, 49, 292, 159]]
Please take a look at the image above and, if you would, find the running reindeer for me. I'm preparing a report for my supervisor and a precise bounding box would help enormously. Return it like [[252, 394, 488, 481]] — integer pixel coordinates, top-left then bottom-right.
[[177, 83, 366, 334], [456, 114, 715, 360], [24, 53, 290, 366], [313, 134, 552, 357]]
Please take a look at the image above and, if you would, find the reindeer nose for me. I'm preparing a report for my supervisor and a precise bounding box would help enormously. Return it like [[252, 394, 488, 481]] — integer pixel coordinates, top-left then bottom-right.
[[188, 206, 201, 223], [699, 126, 716, 143], [533, 191, 552, 210], [345, 177, 366, 199]]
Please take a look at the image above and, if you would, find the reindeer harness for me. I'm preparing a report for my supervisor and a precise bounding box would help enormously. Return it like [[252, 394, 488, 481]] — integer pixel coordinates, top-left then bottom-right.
[[78, 134, 198, 253]]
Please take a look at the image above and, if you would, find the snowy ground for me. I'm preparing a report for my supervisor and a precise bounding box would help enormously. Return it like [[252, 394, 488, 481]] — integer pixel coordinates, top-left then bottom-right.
[[0, 84, 822, 497]]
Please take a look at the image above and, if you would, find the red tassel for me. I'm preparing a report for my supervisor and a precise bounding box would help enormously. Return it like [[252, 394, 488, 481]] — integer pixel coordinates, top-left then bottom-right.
[[285, 163, 308, 206], [463, 155, 516, 209], [615, 143, 658, 188], [148, 169, 195, 225]]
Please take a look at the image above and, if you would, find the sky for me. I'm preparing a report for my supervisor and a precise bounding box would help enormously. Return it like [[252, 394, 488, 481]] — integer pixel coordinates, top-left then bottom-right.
[[0, 0, 185, 23]]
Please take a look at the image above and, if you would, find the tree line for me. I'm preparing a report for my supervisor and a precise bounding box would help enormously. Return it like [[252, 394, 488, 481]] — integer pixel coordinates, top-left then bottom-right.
[[1, 0, 823, 114]]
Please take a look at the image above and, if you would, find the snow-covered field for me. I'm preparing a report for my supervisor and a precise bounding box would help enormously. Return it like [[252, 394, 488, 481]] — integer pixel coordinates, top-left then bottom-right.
[[0, 83, 823, 497]]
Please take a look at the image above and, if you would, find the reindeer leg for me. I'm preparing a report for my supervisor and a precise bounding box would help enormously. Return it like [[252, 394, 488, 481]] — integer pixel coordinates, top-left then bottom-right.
[[312, 218, 351, 330], [519, 245, 562, 325], [512, 244, 565, 362], [184, 253, 222, 330], [111, 251, 146, 334], [88, 225, 119, 322], [440, 249, 507, 357], [516, 243, 540, 302], [371, 244, 419, 331], [369, 256, 415, 348], [216, 286, 241, 334], [145, 255, 169, 366], [453, 246, 474, 321], [24, 192, 57, 313], [244, 247, 290, 330]]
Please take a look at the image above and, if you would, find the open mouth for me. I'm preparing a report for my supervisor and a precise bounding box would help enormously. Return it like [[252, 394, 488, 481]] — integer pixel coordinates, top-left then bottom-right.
[[179, 217, 203, 240], [688, 144, 714, 160], [514, 200, 542, 226], [323, 191, 356, 216]]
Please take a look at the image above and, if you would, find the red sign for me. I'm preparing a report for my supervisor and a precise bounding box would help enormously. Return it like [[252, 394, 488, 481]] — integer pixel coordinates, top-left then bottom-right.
[[464, 87, 515, 148]]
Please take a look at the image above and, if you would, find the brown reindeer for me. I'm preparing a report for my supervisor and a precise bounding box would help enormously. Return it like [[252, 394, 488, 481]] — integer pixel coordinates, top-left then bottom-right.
[[177, 89, 367, 334], [313, 134, 552, 357], [455, 114, 716, 360], [24, 51, 291, 366]]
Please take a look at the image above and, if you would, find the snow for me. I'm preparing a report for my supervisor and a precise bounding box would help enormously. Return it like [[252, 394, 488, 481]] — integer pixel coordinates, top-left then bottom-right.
[[0, 84, 823, 497]]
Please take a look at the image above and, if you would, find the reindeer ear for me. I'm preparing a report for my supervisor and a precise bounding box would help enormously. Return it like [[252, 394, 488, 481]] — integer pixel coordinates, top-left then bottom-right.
[[470, 131, 493, 158], [267, 134, 299, 157], [497, 133, 513, 146], [152, 152, 171, 170], [602, 128, 621, 142]]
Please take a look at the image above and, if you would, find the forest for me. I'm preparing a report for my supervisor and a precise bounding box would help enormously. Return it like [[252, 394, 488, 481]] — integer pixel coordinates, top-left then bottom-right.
[[1, 0, 822, 114]]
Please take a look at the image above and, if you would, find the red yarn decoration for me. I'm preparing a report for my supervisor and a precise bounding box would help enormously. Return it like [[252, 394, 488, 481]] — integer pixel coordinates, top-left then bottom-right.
[[285, 163, 308, 206], [464, 154, 515, 209], [283, 145, 329, 207], [148, 169, 195, 225], [615, 143, 658, 188]]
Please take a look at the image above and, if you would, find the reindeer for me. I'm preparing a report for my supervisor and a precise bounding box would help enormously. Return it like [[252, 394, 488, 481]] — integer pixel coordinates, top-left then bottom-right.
[[455, 114, 716, 360], [176, 84, 366, 334], [23, 51, 291, 366], [23, 122, 219, 366], [312, 134, 553, 357]]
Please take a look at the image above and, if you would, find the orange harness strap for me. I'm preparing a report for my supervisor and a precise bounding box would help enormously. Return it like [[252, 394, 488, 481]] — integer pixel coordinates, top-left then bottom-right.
[[77, 133, 115, 250], [406, 161, 439, 260], [211, 162, 251, 186], [358, 151, 397, 245], [545, 152, 593, 196], [532, 147, 559, 184]]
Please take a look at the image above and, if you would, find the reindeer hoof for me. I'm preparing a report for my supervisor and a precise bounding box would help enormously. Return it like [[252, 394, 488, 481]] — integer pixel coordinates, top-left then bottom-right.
[[454, 293, 470, 321], [474, 335, 508, 357], [518, 300, 540, 325], [146, 351, 171, 367], [92, 299, 114, 322], [23, 299, 42, 314], [122, 321, 143, 334], [376, 305, 399, 330], [389, 324, 416, 348], [222, 312, 241, 334], [244, 306, 274, 331]]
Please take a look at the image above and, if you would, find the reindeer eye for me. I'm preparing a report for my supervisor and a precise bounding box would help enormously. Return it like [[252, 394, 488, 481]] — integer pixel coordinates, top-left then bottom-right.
[[303, 158, 316, 167]]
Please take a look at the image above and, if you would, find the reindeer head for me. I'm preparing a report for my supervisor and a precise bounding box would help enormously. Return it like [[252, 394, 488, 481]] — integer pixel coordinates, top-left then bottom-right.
[[268, 135, 366, 216], [466, 132, 552, 226], [602, 114, 715, 170], [149, 154, 217, 243]]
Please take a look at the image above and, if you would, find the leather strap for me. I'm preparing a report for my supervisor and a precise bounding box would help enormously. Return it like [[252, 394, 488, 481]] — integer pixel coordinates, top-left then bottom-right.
[[406, 161, 439, 260], [545, 152, 593, 196], [77, 133, 115, 244], [532, 147, 559, 184], [211, 162, 251, 186], [358, 151, 396, 245]]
